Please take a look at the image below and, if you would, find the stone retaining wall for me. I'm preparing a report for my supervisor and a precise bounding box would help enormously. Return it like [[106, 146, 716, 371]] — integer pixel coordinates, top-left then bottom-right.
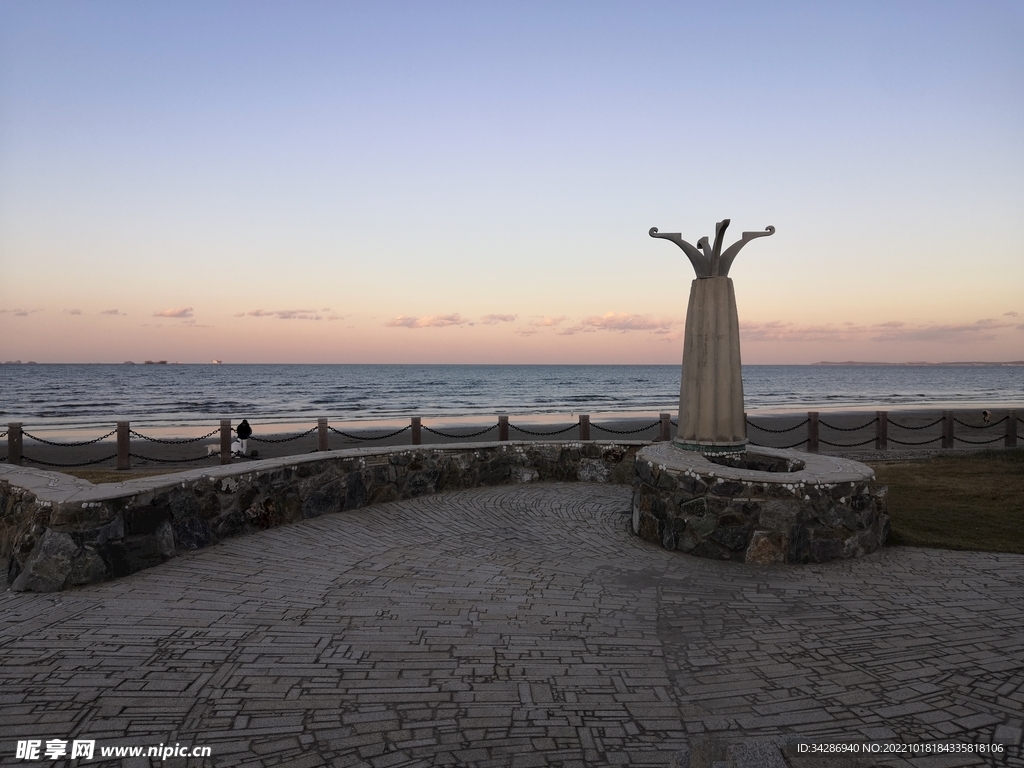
[[633, 444, 888, 564], [3, 441, 642, 592]]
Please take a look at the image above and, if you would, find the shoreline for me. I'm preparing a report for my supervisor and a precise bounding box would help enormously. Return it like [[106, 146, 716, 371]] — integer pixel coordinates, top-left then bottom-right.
[[3, 408, 1019, 472]]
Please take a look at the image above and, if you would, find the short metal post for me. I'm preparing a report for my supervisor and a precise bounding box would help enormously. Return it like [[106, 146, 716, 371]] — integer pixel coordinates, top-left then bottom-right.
[[318, 417, 329, 452], [579, 415, 590, 441], [1006, 411, 1017, 448], [8, 422, 22, 465], [742, 411, 748, 440], [808, 412, 819, 453], [498, 415, 509, 441], [659, 413, 671, 442], [875, 411, 887, 451], [117, 421, 130, 470], [220, 419, 232, 464], [411, 417, 421, 445], [942, 411, 954, 449]]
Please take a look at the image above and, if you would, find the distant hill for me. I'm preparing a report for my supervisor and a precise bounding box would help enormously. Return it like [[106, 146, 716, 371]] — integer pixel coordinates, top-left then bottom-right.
[[813, 361, 1024, 366]]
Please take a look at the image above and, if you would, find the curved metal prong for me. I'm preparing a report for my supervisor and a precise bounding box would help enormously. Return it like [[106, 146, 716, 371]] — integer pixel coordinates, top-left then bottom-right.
[[718, 225, 775, 277], [650, 227, 712, 277]]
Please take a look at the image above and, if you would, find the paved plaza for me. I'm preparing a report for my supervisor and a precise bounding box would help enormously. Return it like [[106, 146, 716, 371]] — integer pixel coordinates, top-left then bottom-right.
[[1, 483, 1022, 767]]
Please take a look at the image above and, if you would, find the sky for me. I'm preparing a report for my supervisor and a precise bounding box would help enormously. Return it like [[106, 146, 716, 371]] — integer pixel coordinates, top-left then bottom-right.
[[1, 1, 1022, 364]]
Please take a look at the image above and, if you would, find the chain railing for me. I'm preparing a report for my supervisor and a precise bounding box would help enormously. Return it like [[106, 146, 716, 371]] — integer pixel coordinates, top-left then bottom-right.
[[328, 425, 411, 441], [422, 423, 499, 439], [22, 453, 120, 468], [251, 427, 318, 443], [820, 437, 876, 448], [819, 417, 877, 432], [130, 429, 219, 444], [747, 418, 809, 433], [508, 421, 580, 436], [23, 429, 117, 446], [888, 416, 944, 430], [3, 409, 1019, 471], [954, 416, 1008, 429], [887, 435, 941, 447], [128, 452, 212, 464], [591, 420, 660, 435]]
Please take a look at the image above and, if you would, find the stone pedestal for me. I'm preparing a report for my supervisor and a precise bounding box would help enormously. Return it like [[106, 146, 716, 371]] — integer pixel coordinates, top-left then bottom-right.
[[633, 444, 888, 564], [677, 277, 746, 453]]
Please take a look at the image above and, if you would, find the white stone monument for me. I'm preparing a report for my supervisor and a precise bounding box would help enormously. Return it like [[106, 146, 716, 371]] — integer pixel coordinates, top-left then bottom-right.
[[649, 219, 774, 454]]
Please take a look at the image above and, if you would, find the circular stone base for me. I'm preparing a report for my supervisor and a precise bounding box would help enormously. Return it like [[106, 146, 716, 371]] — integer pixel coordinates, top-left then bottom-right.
[[633, 444, 888, 564]]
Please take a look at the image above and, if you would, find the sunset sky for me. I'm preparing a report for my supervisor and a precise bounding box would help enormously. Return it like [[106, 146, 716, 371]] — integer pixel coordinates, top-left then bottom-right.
[[1, 1, 1022, 364]]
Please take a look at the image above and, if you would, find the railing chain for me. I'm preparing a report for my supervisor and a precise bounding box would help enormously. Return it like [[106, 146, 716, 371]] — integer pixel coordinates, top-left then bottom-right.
[[128, 452, 212, 464], [888, 436, 941, 446], [251, 427, 318, 443], [327, 425, 412, 441], [22, 453, 119, 468], [22, 429, 117, 447], [819, 437, 876, 448], [818, 417, 877, 432], [508, 421, 580, 436], [887, 417, 944, 430], [422, 424, 499, 439], [130, 429, 219, 444], [590, 420, 660, 435], [953, 416, 1007, 429], [953, 434, 1007, 446], [749, 439, 808, 449], [746, 419, 810, 433]]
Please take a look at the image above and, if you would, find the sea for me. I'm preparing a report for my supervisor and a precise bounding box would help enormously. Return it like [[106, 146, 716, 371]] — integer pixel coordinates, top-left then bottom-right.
[[1, 364, 1022, 435]]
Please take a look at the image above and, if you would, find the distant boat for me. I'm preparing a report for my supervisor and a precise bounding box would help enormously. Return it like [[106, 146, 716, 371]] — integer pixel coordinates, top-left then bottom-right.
[[211, 359, 223, 364], [143, 360, 168, 365]]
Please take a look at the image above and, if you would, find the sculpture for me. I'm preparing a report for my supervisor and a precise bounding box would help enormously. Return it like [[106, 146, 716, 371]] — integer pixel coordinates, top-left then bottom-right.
[[650, 219, 775, 453]]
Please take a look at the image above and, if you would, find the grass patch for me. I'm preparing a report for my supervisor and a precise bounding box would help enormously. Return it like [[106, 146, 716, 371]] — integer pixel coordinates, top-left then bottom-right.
[[868, 449, 1024, 554], [61, 468, 183, 484]]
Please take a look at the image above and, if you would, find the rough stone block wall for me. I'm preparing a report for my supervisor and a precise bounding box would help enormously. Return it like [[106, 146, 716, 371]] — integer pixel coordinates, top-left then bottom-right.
[[5, 442, 641, 592], [632, 456, 889, 564]]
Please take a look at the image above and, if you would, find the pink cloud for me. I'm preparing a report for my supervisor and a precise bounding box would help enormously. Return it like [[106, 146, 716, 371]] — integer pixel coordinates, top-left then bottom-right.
[[479, 314, 517, 324], [65, 309, 83, 315], [100, 309, 123, 316], [1, 308, 42, 317], [153, 307, 194, 318], [740, 317, 1022, 344], [386, 313, 466, 328], [558, 312, 676, 335], [247, 309, 323, 320]]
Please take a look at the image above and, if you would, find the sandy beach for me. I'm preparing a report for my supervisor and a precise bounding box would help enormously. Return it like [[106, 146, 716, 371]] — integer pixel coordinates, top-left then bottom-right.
[[3, 407, 1019, 474]]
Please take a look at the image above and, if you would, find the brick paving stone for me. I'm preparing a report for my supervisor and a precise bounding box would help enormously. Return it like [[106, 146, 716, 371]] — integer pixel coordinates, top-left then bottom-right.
[[1, 483, 1023, 767]]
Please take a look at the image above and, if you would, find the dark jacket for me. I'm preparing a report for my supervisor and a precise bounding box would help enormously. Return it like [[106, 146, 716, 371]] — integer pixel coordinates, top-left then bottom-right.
[[237, 420, 252, 439]]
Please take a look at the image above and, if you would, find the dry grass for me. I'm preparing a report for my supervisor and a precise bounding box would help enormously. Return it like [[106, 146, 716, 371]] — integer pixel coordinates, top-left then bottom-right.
[[869, 449, 1024, 554], [61, 468, 182, 484]]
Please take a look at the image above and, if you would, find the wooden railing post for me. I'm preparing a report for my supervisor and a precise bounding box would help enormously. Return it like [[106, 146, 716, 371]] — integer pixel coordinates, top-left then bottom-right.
[[875, 411, 887, 451], [411, 417, 421, 445], [659, 413, 671, 442], [220, 419, 232, 464], [808, 412, 819, 453], [498, 415, 509, 441], [117, 421, 131, 470], [318, 417, 329, 452], [942, 411, 954, 449], [579, 414, 591, 441], [8, 423, 22, 465], [1006, 411, 1018, 448]]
